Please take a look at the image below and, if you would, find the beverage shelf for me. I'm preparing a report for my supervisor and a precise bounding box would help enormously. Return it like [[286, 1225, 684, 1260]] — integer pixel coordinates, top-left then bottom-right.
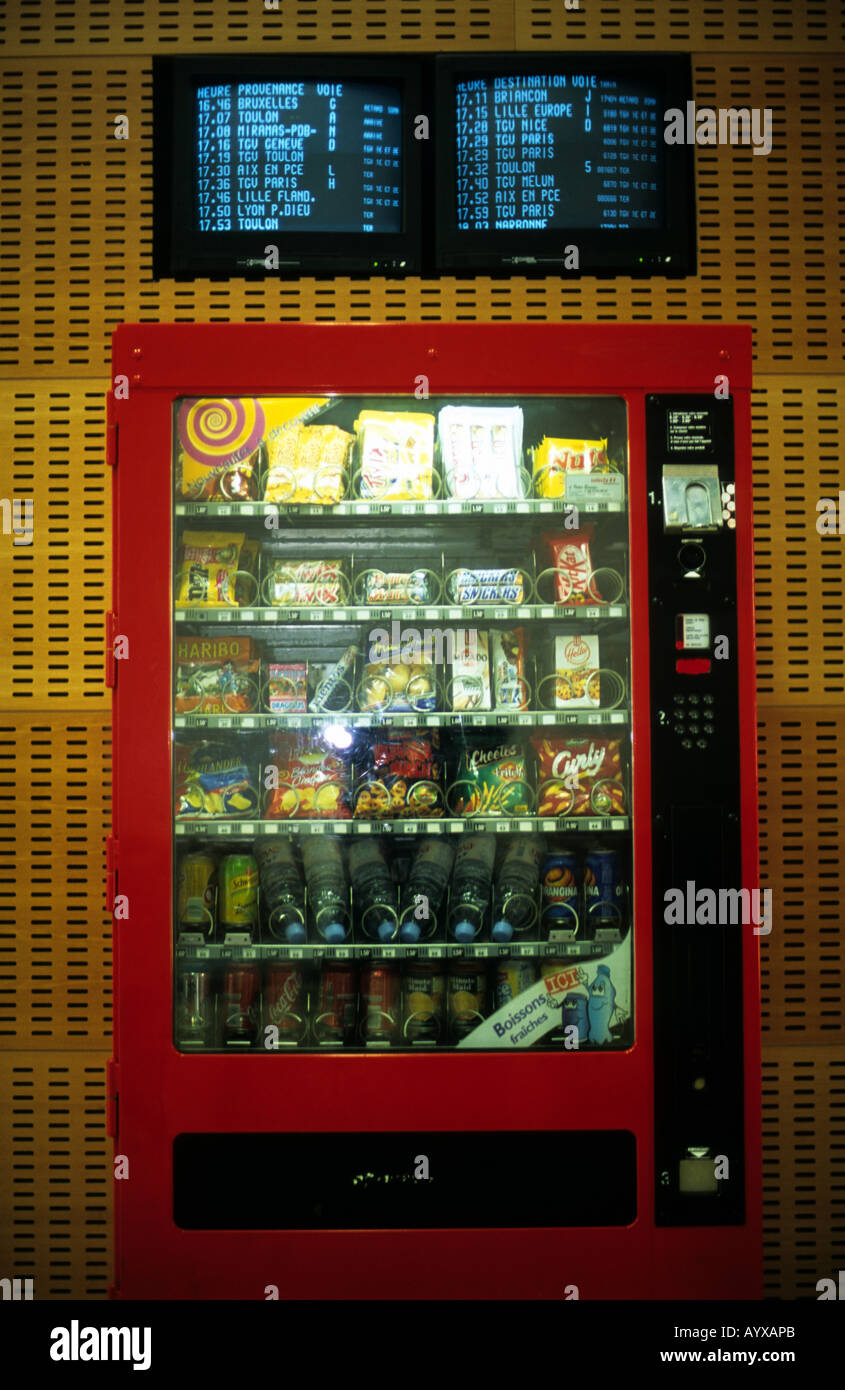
[[175, 935, 622, 962]]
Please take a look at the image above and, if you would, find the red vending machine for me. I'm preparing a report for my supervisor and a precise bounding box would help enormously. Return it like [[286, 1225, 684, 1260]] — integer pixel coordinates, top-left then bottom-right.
[[108, 323, 761, 1300]]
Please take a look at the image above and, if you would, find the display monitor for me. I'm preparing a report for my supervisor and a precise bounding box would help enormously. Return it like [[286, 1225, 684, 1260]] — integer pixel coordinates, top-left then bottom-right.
[[434, 54, 695, 276], [153, 57, 425, 278]]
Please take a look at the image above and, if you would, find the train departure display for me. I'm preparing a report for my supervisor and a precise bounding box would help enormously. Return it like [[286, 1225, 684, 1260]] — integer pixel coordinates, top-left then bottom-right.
[[453, 72, 664, 233], [194, 80, 403, 235]]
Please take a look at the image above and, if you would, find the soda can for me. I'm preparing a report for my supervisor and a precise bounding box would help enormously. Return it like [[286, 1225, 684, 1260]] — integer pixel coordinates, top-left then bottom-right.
[[402, 964, 445, 1044], [584, 849, 625, 929], [175, 965, 215, 1048], [494, 959, 538, 1010], [541, 850, 581, 937], [219, 854, 259, 933], [447, 962, 488, 1043], [360, 964, 400, 1043], [264, 966, 307, 1044], [177, 852, 217, 935], [221, 964, 260, 1047], [313, 964, 357, 1044]]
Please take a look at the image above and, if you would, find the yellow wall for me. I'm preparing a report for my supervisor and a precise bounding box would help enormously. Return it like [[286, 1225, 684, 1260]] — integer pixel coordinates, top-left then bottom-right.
[[1, 0, 843, 1298]]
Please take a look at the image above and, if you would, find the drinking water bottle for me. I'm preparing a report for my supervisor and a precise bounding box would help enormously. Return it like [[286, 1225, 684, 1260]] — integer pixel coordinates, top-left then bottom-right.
[[348, 838, 398, 943], [492, 835, 543, 942], [399, 839, 456, 942], [448, 834, 496, 943], [255, 838, 307, 944], [300, 834, 350, 944]]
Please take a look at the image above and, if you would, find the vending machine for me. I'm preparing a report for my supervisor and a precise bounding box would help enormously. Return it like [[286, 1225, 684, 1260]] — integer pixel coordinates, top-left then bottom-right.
[[108, 323, 761, 1299]]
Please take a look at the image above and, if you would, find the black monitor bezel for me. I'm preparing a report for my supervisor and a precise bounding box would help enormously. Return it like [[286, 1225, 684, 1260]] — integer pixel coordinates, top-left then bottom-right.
[[433, 52, 696, 277], [153, 55, 427, 280]]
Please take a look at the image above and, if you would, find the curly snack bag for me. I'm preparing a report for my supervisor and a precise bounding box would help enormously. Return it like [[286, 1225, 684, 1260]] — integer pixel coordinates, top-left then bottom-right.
[[532, 735, 626, 817], [266, 732, 351, 820]]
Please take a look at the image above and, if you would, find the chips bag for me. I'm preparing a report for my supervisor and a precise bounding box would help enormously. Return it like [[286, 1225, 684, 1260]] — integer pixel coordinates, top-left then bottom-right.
[[353, 730, 444, 819], [532, 735, 626, 817], [265, 733, 351, 820], [174, 741, 259, 818], [450, 737, 531, 817]]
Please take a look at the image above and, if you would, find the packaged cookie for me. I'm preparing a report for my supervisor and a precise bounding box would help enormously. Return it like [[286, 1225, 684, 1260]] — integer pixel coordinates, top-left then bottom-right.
[[553, 634, 600, 709]]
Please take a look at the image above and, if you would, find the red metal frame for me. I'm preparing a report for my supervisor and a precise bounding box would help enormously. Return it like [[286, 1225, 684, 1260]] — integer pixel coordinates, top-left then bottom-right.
[[109, 324, 760, 1300]]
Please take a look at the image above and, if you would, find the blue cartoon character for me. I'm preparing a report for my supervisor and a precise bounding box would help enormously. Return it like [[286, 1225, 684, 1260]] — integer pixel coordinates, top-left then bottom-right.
[[587, 964, 616, 1044], [561, 991, 590, 1041]]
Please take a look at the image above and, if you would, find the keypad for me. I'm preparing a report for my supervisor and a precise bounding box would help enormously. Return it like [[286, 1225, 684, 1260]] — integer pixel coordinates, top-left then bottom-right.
[[669, 692, 715, 748]]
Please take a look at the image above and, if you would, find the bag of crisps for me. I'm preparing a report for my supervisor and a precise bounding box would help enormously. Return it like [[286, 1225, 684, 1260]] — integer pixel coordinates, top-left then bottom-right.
[[448, 736, 532, 817], [265, 733, 351, 820], [532, 735, 626, 817]]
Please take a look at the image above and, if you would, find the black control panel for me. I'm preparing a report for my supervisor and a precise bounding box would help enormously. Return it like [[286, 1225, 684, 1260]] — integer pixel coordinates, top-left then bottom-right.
[[646, 394, 746, 1226]]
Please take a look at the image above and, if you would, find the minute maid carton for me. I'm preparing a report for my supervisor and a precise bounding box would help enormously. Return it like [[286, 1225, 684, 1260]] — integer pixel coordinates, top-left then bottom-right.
[[459, 936, 632, 1050]]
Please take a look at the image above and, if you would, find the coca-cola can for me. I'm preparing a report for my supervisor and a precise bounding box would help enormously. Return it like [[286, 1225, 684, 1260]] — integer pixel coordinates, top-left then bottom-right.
[[264, 966, 307, 1045], [359, 964, 399, 1043], [221, 964, 260, 1047], [313, 964, 357, 1045]]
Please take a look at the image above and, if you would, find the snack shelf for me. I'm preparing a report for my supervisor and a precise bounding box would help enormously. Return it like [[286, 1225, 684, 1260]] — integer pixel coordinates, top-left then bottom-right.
[[174, 496, 625, 519], [174, 937, 622, 963], [174, 815, 631, 837], [174, 710, 630, 730], [173, 602, 629, 624]]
